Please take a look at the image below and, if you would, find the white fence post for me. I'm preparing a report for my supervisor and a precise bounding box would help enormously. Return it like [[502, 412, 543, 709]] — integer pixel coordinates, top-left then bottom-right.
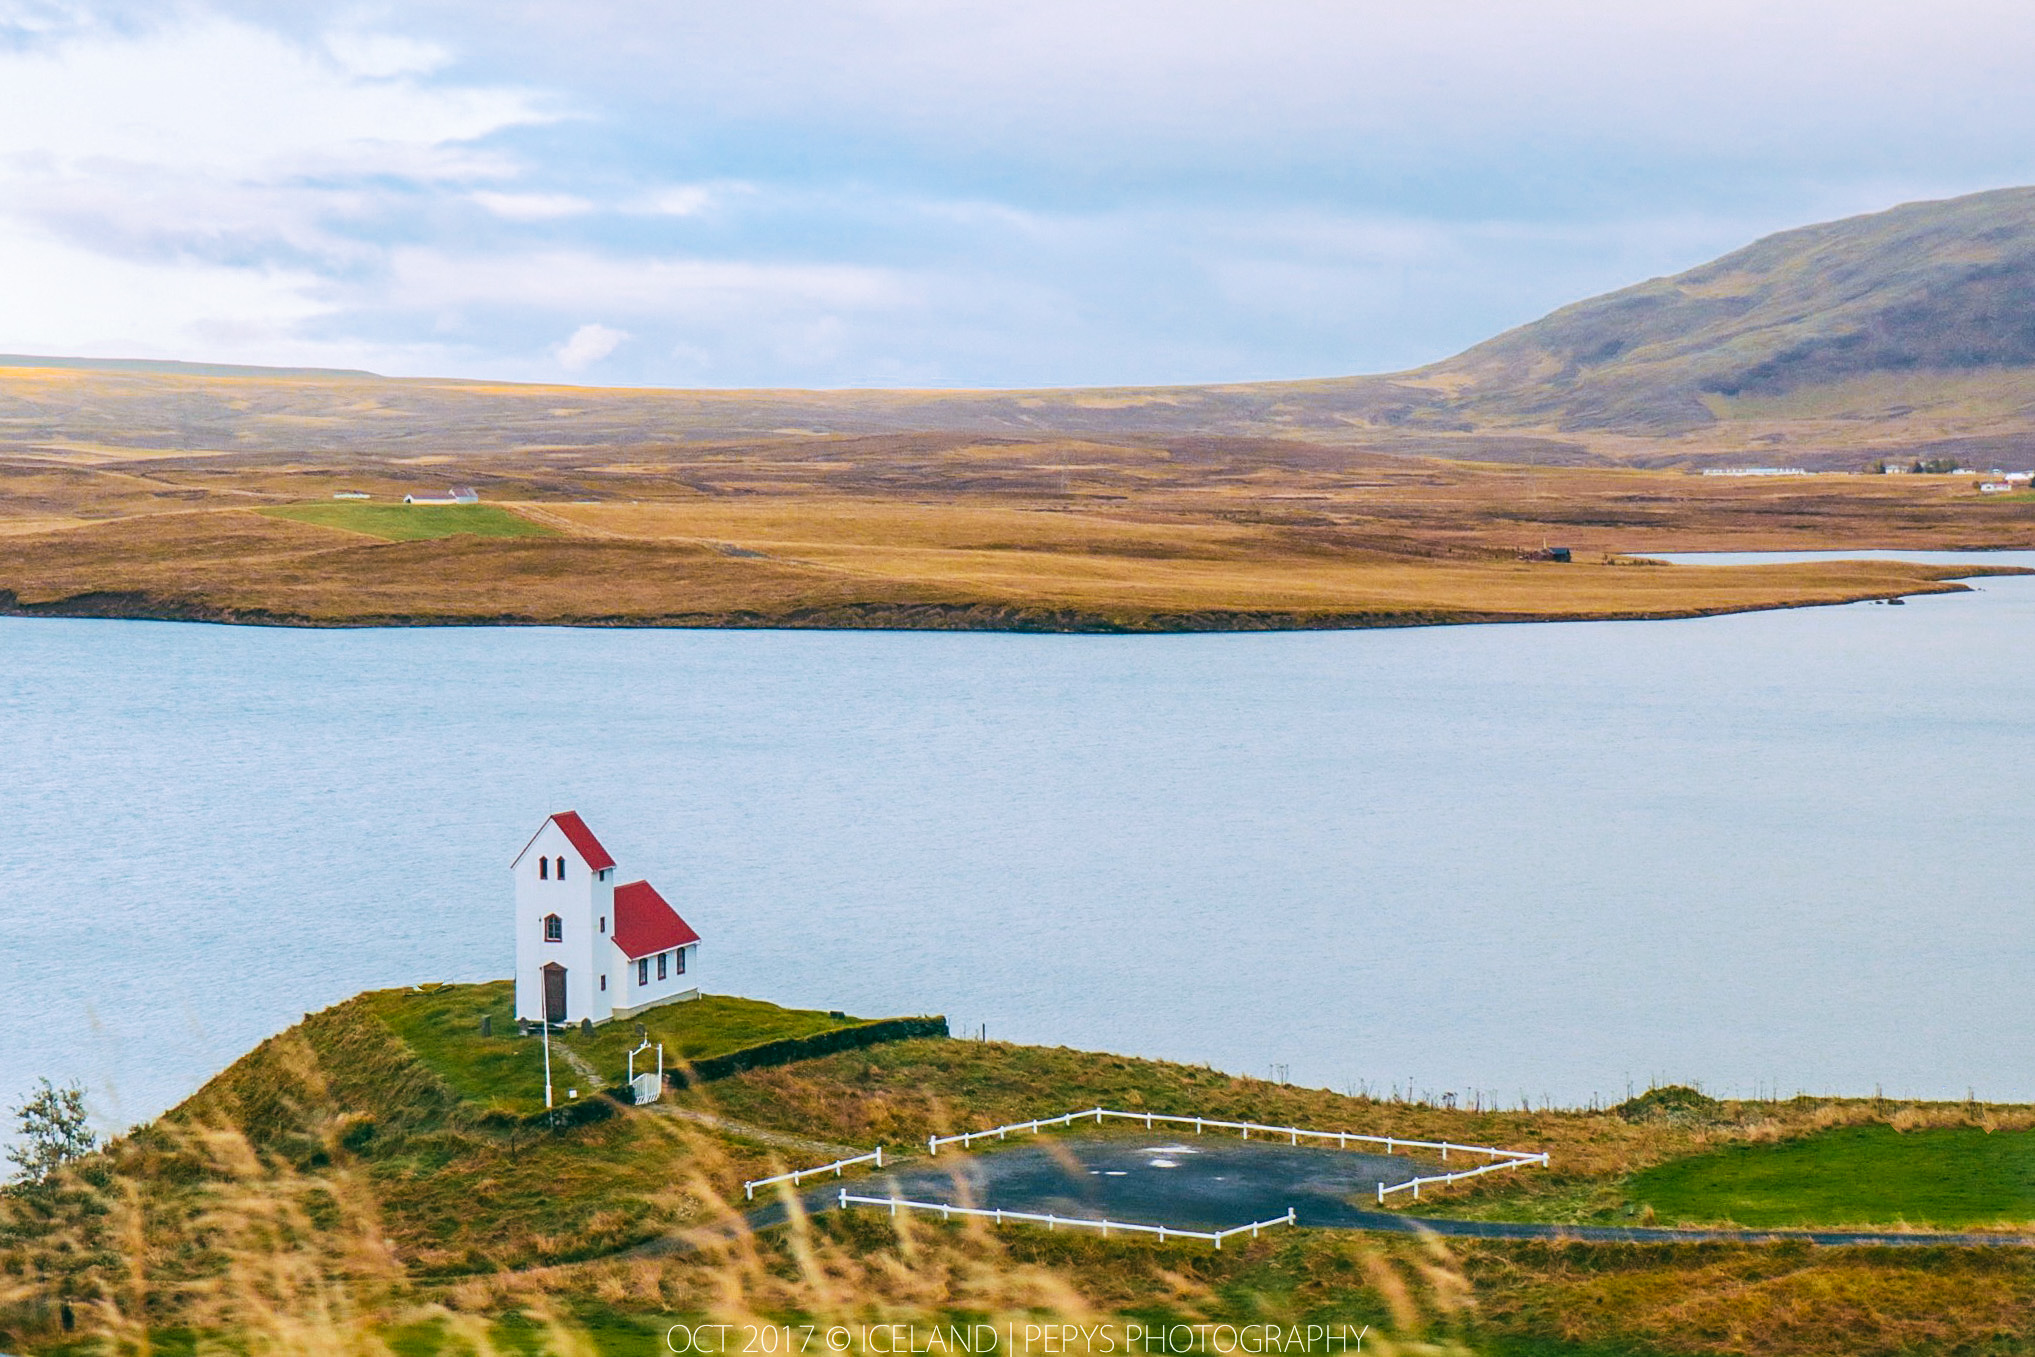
[[744, 1148, 890, 1200], [837, 1195, 1298, 1249]]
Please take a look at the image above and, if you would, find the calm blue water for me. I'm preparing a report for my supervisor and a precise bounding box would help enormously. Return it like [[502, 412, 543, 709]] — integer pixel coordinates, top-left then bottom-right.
[[6, 551, 2035, 1139]]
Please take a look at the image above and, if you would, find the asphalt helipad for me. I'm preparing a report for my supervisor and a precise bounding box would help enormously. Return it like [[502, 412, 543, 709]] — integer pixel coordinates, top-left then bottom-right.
[[829, 1133, 1426, 1230]]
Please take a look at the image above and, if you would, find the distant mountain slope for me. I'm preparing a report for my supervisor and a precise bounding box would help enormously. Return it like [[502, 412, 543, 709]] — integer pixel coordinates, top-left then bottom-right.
[[8, 188, 2035, 461], [0, 352, 377, 380], [1417, 186, 2035, 433]]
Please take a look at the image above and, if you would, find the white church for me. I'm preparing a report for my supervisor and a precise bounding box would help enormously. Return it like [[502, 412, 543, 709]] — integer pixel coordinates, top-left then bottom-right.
[[513, 811, 701, 1026]]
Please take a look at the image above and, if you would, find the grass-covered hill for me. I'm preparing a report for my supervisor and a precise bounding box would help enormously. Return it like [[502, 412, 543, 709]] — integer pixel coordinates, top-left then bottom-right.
[[1416, 185, 2035, 435], [12, 988, 2035, 1356]]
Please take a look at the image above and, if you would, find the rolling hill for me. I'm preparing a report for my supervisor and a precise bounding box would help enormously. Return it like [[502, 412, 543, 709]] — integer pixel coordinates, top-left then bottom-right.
[[7, 187, 2035, 468], [1413, 185, 2035, 438]]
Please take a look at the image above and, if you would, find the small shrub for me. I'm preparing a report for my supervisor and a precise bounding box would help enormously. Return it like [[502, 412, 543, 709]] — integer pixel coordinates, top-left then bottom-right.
[[1614, 1085, 1723, 1124], [5, 1079, 96, 1186]]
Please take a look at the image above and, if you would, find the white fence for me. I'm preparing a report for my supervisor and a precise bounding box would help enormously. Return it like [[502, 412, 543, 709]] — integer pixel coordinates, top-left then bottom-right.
[[928, 1107, 1546, 1171], [744, 1147, 886, 1200], [1375, 1152, 1549, 1203], [839, 1190, 1295, 1249]]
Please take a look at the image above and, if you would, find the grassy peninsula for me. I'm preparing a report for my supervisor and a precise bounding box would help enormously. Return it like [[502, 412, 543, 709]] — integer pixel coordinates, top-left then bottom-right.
[[11, 986, 2035, 1357]]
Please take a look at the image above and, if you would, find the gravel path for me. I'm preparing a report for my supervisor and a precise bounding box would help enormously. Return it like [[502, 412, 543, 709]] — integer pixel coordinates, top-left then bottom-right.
[[643, 1103, 863, 1158]]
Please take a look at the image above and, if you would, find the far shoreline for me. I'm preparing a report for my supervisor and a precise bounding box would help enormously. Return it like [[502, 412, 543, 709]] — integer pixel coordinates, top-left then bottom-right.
[[2, 564, 2024, 633]]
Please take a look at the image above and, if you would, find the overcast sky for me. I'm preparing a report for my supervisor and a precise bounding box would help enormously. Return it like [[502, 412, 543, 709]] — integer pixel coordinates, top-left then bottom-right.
[[1, 0, 2032, 388]]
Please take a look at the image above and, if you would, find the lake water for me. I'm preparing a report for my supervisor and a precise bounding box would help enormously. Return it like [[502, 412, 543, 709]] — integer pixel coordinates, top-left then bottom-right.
[[7, 550, 2035, 1139]]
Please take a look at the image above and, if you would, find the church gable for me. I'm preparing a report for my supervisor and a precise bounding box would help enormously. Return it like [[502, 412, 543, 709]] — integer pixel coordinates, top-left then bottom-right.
[[511, 810, 616, 874]]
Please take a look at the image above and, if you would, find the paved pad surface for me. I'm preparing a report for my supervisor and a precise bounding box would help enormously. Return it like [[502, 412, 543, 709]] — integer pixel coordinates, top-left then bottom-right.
[[861, 1134, 1419, 1230], [740, 1134, 2035, 1249]]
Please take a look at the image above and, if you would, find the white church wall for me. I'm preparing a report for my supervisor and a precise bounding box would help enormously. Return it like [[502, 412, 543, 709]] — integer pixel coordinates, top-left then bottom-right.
[[512, 818, 617, 1024], [613, 942, 698, 1017]]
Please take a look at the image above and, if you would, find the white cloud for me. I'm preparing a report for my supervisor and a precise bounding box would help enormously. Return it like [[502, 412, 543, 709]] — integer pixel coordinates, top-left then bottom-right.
[[472, 190, 594, 220], [385, 247, 907, 316], [322, 29, 450, 79], [636, 184, 719, 217], [0, 11, 557, 363], [0, 17, 544, 176], [0, 219, 325, 354], [555, 322, 626, 370]]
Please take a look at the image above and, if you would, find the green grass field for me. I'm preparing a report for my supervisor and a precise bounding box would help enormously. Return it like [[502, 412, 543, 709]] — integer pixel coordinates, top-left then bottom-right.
[[363, 981, 865, 1115], [1624, 1123, 2035, 1227], [261, 501, 555, 541]]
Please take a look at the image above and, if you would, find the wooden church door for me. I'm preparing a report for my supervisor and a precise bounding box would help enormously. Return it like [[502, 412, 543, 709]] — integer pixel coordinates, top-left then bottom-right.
[[542, 963, 567, 1024]]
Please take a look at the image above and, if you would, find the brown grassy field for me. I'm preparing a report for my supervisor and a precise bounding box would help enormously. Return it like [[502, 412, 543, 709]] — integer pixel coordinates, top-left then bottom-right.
[[6, 355, 2035, 629], [2, 438, 2029, 628]]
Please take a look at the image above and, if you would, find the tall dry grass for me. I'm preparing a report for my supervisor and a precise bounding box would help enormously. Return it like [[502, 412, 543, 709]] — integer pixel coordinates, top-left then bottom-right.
[[15, 1019, 2035, 1357], [2, 1091, 1476, 1356]]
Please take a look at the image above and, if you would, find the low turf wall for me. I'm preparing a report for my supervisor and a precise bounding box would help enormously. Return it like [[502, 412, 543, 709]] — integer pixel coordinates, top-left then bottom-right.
[[664, 1015, 949, 1090], [508, 1098, 618, 1131]]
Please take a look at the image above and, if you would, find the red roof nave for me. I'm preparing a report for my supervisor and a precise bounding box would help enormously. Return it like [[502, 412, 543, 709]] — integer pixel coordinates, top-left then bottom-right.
[[612, 879, 700, 960]]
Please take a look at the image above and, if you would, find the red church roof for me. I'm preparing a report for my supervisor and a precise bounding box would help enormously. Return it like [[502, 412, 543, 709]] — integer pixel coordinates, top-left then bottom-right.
[[515, 810, 615, 871], [611, 880, 700, 960]]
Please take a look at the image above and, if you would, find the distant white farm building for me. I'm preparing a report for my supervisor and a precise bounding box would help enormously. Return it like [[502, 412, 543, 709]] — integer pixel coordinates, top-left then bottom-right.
[[404, 486, 480, 505], [513, 811, 700, 1027]]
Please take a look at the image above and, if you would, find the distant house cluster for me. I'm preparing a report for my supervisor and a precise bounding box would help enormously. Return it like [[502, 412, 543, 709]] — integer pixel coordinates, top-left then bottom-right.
[[329, 487, 481, 502], [1881, 462, 2033, 486]]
